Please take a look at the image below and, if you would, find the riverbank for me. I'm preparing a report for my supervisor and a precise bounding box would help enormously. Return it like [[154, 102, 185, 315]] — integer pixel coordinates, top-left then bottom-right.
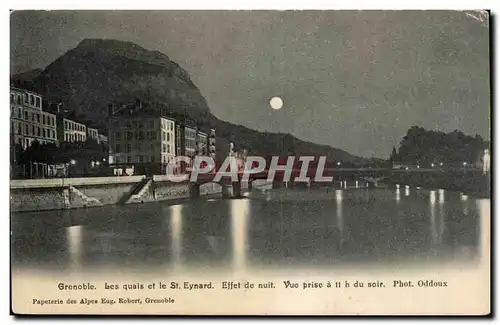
[[381, 171, 490, 199], [9, 176, 224, 213]]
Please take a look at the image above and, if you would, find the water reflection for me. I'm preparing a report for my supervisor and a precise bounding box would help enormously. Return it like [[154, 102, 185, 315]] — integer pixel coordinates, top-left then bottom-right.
[[10, 187, 487, 272], [170, 204, 183, 267], [476, 199, 490, 264], [336, 190, 344, 245], [231, 199, 250, 273], [66, 225, 83, 270]]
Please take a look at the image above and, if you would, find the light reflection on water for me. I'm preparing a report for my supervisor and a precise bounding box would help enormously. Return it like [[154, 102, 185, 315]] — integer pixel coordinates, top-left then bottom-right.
[[11, 187, 487, 273]]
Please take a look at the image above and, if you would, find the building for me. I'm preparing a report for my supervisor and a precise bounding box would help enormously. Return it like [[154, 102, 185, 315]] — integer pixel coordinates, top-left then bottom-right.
[[208, 128, 216, 161], [175, 118, 199, 171], [196, 130, 208, 156], [87, 127, 99, 143], [57, 116, 87, 143], [10, 87, 58, 149], [107, 103, 176, 174]]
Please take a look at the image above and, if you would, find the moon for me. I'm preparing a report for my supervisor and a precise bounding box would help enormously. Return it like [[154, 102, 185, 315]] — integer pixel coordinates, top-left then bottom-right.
[[269, 96, 283, 110]]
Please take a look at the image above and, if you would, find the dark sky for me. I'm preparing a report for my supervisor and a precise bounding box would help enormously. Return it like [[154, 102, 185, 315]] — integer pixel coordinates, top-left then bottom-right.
[[10, 10, 490, 158]]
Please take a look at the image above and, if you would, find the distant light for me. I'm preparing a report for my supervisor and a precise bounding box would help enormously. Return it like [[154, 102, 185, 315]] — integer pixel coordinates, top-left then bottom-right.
[[396, 184, 400, 189], [440, 162, 443, 166], [269, 96, 283, 110], [463, 162, 467, 166], [405, 166, 409, 170], [103, 158, 107, 162], [70, 159, 76, 165], [416, 187, 421, 190], [405, 185, 410, 189], [431, 163, 435, 168], [417, 165, 420, 169], [96, 161, 100, 166], [337, 161, 341, 166]]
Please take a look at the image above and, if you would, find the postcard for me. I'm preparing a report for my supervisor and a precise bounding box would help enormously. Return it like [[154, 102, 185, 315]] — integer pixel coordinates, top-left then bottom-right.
[[10, 9, 491, 315]]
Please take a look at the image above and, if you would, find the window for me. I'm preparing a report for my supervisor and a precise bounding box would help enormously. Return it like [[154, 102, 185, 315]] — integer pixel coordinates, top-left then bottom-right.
[[115, 131, 121, 140], [127, 156, 132, 163], [150, 143, 155, 151], [25, 124, 28, 135], [149, 120, 154, 129], [162, 144, 166, 153], [65, 121, 68, 130], [116, 156, 121, 164], [137, 155, 143, 163], [135, 131, 140, 141], [126, 132, 133, 141], [30, 95, 34, 106], [17, 122, 21, 134], [17, 95, 21, 105], [138, 131, 144, 141], [43, 129, 46, 138], [170, 123, 173, 131], [24, 111, 28, 120], [167, 145, 170, 154], [162, 132, 166, 141], [11, 94, 14, 103], [32, 125, 35, 135], [42, 115, 45, 124], [18, 108, 21, 119], [37, 114, 40, 123], [150, 156, 155, 162], [167, 133, 170, 142], [65, 134, 68, 141], [115, 144, 121, 152], [138, 122, 144, 129], [126, 144, 132, 153], [36, 97, 41, 108], [136, 143, 142, 151]]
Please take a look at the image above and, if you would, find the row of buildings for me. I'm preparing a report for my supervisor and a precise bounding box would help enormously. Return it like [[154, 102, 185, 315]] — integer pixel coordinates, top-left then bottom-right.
[[10, 86, 218, 176], [10, 87, 108, 150], [107, 102, 216, 174]]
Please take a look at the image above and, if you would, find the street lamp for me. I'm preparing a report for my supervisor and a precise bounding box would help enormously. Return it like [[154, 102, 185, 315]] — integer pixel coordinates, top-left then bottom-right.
[[337, 161, 341, 167], [440, 162, 443, 167], [463, 162, 467, 167], [431, 163, 435, 168], [70, 159, 76, 165]]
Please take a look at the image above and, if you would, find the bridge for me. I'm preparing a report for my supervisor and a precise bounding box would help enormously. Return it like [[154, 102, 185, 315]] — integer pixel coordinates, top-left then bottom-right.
[[179, 167, 443, 198]]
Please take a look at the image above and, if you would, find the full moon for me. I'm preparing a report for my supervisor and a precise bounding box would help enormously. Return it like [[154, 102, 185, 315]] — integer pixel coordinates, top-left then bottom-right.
[[269, 96, 283, 110]]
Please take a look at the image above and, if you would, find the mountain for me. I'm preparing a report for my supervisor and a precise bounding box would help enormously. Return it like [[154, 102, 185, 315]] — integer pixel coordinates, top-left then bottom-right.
[[11, 38, 363, 164]]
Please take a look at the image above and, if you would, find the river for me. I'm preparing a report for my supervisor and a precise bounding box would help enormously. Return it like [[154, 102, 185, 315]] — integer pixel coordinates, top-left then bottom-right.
[[11, 186, 489, 274]]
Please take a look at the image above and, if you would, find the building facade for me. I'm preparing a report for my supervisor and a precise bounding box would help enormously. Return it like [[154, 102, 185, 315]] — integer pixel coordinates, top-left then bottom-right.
[[196, 130, 208, 156], [10, 87, 58, 149], [87, 127, 99, 143], [58, 117, 87, 143], [208, 128, 216, 162], [108, 109, 176, 173]]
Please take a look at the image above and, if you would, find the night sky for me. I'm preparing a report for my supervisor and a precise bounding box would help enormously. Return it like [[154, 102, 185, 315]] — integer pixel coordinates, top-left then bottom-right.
[[10, 10, 490, 158]]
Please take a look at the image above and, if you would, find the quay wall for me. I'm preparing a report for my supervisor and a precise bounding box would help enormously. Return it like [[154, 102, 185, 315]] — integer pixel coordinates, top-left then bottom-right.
[[10, 176, 223, 213]]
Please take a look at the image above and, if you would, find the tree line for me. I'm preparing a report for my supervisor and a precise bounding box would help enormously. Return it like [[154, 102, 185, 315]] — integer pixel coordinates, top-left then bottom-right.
[[10, 137, 108, 167], [389, 126, 489, 167]]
